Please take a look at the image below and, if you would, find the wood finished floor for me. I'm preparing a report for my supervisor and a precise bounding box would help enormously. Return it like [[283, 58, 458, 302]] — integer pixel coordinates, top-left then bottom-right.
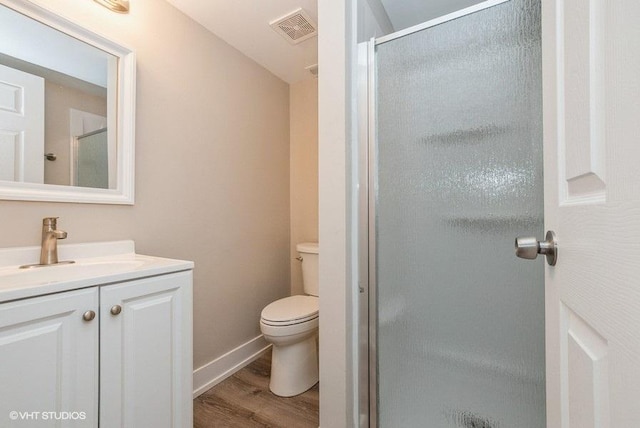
[[194, 350, 319, 428]]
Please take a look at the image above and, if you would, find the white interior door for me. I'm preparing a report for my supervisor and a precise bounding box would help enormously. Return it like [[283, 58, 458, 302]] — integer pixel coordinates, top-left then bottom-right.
[[0, 63, 44, 183], [543, 0, 640, 426]]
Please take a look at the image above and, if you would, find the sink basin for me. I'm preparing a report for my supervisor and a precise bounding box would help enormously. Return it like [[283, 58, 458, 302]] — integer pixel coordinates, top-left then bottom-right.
[[0, 260, 147, 288], [0, 259, 148, 290], [0, 240, 194, 303]]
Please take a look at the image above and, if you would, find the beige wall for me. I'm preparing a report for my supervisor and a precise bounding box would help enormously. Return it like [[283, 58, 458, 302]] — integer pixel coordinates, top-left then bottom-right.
[[2, 0, 291, 370], [290, 79, 319, 296]]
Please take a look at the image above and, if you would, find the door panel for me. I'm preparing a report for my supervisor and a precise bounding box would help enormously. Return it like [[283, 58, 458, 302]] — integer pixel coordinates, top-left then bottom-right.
[[543, 0, 640, 425], [100, 271, 193, 428], [560, 0, 607, 202], [0, 288, 99, 427], [0, 63, 44, 183]]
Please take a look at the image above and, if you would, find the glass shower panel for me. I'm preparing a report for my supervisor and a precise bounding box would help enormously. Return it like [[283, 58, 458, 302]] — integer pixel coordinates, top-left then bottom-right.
[[374, 1, 544, 427], [76, 129, 108, 189]]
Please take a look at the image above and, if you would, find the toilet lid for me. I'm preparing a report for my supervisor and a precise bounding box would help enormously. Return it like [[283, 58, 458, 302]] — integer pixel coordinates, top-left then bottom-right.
[[261, 295, 319, 325]]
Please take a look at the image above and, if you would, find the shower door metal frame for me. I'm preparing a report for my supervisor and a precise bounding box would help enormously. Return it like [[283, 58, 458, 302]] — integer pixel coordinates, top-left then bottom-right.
[[358, 1, 513, 426]]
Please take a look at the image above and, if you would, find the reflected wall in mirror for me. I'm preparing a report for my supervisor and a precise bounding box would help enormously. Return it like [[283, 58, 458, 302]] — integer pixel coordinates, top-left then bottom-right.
[[0, 0, 135, 204]]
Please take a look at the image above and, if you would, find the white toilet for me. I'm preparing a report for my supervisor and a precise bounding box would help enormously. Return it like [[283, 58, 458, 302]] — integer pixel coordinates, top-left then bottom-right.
[[260, 242, 319, 397]]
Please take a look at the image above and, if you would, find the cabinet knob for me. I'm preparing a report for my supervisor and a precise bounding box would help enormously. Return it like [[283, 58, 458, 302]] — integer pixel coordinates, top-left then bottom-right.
[[82, 310, 96, 321], [110, 305, 122, 316]]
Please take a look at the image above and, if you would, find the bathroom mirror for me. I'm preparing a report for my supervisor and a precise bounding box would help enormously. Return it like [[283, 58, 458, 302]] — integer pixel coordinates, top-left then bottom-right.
[[0, 0, 135, 204]]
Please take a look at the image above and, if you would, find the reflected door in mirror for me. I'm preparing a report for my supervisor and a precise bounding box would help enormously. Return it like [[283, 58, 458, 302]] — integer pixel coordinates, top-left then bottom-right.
[[0, 63, 44, 183]]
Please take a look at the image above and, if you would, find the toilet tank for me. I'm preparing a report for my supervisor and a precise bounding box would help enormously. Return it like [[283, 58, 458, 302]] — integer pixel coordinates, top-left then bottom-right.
[[297, 242, 319, 296]]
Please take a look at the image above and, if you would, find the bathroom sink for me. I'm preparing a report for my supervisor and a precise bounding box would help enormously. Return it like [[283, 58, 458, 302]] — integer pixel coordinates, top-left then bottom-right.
[[0, 259, 147, 288], [0, 240, 193, 302]]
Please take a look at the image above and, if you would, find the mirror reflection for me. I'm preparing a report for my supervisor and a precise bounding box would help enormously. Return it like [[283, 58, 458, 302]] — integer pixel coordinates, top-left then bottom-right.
[[0, 4, 117, 189]]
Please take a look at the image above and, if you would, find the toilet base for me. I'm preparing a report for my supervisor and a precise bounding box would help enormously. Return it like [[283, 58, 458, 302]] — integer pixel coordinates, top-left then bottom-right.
[[268, 333, 318, 397]]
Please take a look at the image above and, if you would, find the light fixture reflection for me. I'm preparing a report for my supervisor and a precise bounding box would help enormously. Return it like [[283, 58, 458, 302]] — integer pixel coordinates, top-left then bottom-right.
[[93, 0, 129, 13]]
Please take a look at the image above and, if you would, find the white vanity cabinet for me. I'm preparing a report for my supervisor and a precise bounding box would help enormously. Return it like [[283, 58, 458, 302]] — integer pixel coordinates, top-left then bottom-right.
[[100, 271, 193, 428], [0, 252, 193, 428], [0, 288, 100, 426]]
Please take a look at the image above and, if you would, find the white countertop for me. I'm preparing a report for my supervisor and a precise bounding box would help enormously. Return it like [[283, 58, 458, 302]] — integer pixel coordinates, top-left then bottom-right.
[[0, 240, 193, 303]]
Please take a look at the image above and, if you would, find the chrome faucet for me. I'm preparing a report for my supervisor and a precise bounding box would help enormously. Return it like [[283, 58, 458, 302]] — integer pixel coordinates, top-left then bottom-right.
[[39, 217, 68, 265]]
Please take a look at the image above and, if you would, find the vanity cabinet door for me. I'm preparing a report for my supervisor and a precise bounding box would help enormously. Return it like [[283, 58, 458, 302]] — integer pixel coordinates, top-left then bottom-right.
[[99, 271, 193, 428], [0, 288, 99, 427]]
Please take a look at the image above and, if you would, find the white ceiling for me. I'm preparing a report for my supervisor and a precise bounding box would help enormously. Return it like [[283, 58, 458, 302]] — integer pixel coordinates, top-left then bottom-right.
[[165, 0, 487, 85], [165, 0, 318, 84]]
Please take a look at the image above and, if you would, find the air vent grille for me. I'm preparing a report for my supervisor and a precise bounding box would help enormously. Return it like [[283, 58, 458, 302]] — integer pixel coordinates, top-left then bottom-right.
[[270, 9, 317, 45]]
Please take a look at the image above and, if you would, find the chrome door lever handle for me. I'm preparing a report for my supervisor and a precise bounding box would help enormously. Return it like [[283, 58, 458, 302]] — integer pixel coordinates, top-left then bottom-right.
[[515, 230, 558, 266]]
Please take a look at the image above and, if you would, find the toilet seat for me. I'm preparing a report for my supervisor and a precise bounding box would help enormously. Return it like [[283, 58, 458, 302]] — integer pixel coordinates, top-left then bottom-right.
[[261, 295, 318, 326], [260, 316, 318, 338]]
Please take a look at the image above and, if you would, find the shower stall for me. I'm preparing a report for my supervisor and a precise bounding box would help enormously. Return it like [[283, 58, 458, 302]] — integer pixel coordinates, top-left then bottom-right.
[[361, 0, 545, 426], [74, 128, 109, 189]]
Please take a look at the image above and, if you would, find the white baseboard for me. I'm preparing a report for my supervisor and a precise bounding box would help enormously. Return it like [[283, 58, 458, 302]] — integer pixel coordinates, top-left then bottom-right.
[[193, 334, 271, 398]]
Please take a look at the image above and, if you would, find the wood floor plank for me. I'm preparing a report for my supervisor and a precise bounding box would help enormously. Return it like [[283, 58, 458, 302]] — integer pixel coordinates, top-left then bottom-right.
[[194, 350, 319, 428]]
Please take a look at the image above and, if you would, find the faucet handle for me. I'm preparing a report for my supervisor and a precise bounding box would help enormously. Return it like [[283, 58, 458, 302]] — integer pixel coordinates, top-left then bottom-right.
[[43, 217, 59, 227]]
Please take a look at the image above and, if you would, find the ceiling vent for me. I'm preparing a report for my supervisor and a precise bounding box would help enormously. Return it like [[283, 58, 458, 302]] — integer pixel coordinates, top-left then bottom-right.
[[270, 9, 317, 45]]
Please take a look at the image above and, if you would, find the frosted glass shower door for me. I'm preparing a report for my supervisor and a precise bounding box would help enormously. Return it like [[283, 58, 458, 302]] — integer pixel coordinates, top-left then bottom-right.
[[373, 1, 545, 427], [75, 129, 108, 189]]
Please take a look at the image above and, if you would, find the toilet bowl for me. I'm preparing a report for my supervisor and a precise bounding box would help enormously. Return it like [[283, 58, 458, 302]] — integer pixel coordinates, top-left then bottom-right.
[[260, 242, 319, 397]]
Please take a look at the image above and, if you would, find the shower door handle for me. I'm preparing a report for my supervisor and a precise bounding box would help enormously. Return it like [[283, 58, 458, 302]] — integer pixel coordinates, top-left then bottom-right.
[[515, 230, 558, 266]]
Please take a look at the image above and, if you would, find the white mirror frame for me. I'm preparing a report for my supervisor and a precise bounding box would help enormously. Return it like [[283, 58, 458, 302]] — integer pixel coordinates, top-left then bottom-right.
[[0, 0, 135, 204]]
